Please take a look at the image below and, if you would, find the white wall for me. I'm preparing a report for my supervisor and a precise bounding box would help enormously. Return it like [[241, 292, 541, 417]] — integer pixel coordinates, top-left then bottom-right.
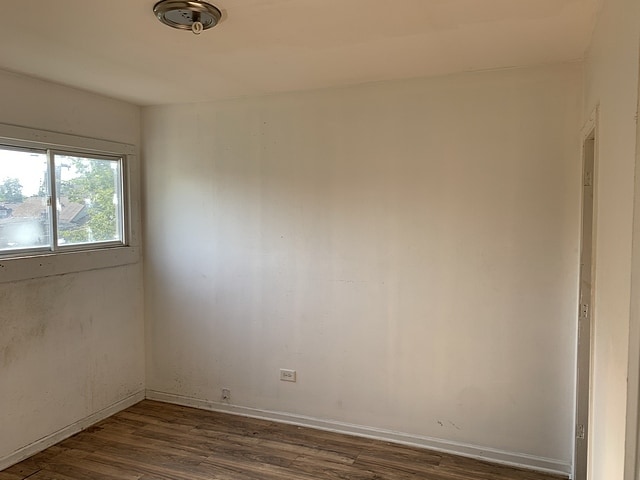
[[143, 63, 582, 470], [0, 70, 144, 464], [582, 0, 640, 477]]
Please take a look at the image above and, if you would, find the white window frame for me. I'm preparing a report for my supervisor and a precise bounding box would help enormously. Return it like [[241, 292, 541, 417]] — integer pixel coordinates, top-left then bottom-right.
[[0, 123, 140, 283], [49, 149, 126, 252]]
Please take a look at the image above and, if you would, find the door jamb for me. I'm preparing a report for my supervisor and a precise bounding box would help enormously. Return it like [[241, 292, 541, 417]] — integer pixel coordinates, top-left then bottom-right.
[[624, 55, 640, 480], [574, 106, 599, 480]]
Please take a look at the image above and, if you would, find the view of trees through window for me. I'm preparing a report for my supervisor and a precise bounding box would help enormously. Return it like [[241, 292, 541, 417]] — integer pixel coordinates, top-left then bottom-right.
[[56, 155, 122, 245], [0, 146, 123, 253], [0, 177, 25, 203]]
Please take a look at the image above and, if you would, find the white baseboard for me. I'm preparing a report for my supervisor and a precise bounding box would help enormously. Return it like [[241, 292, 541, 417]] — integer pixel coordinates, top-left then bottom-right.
[[0, 390, 145, 471], [145, 390, 571, 478]]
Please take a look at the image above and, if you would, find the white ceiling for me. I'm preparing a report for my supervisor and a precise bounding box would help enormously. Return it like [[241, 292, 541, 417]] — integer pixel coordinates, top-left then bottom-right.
[[0, 0, 599, 106]]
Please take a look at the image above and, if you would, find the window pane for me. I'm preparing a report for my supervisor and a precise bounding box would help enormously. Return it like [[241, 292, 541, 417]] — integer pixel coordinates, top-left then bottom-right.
[[55, 154, 123, 246], [0, 147, 50, 252]]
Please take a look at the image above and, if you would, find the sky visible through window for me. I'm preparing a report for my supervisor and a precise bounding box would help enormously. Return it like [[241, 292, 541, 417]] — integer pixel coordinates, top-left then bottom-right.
[[0, 149, 46, 196]]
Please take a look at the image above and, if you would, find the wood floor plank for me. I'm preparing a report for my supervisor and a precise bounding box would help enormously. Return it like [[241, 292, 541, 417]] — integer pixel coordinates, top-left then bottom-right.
[[18, 470, 78, 480], [134, 427, 300, 468], [289, 453, 417, 480], [1, 400, 568, 480], [0, 472, 23, 480], [192, 427, 359, 465], [435, 453, 565, 480]]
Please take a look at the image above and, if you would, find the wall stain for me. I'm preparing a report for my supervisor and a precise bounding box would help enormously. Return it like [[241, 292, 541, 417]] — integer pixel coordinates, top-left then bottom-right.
[[2, 344, 16, 367], [0, 274, 77, 367]]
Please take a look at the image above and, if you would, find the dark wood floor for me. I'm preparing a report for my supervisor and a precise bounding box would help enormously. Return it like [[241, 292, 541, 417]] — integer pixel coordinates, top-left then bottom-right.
[[1, 400, 566, 480]]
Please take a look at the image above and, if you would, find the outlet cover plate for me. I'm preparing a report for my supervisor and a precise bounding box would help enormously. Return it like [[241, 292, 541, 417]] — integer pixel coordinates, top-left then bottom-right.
[[280, 369, 296, 382]]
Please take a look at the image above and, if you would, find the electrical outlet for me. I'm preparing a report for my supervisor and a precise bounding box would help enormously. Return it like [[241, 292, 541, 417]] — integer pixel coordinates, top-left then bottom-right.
[[280, 369, 296, 382], [221, 388, 230, 401]]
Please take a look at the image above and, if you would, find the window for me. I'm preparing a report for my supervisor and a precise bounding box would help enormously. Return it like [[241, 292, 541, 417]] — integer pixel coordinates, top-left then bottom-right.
[[0, 145, 126, 256], [0, 124, 139, 283]]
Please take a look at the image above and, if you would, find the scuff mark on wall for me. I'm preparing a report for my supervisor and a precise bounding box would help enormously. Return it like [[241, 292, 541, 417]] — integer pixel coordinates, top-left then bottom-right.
[[449, 421, 462, 430]]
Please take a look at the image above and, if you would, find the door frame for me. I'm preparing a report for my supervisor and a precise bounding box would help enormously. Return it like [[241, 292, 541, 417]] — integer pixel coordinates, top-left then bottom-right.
[[624, 60, 640, 480], [574, 106, 599, 480]]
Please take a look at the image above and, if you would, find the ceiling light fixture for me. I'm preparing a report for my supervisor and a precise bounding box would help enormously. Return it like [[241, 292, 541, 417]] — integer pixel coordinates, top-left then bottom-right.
[[153, 0, 222, 35]]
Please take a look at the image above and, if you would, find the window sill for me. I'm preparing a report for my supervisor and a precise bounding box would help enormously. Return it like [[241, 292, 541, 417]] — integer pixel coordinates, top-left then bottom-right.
[[0, 246, 140, 283]]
